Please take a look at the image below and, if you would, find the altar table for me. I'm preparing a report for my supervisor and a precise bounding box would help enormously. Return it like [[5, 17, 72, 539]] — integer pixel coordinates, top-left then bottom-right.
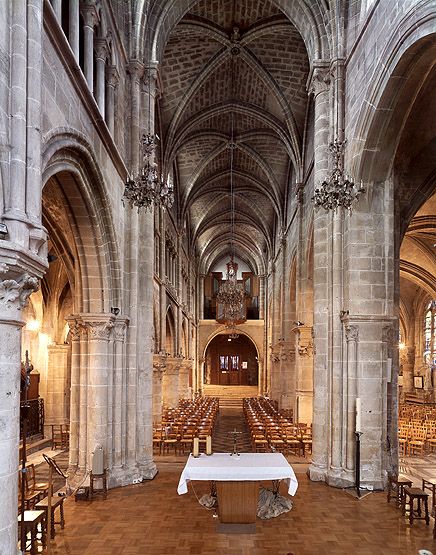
[[177, 452, 298, 524]]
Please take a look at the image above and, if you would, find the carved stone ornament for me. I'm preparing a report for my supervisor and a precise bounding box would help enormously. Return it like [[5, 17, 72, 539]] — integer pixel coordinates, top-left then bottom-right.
[[86, 320, 114, 341], [308, 66, 330, 97], [114, 321, 127, 342], [345, 324, 359, 342], [69, 322, 81, 342], [0, 273, 39, 309]]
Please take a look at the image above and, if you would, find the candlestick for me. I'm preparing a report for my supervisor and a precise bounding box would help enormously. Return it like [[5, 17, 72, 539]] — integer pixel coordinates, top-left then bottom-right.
[[193, 437, 200, 458], [356, 397, 361, 433], [206, 435, 212, 455]]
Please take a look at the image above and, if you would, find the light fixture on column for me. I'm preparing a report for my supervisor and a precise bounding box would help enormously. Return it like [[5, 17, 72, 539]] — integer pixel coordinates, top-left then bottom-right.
[[123, 66, 174, 212], [313, 139, 364, 212]]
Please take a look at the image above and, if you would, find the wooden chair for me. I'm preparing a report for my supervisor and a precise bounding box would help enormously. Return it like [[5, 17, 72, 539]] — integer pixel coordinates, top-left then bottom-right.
[[51, 424, 68, 450], [35, 495, 65, 539], [152, 429, 163, 455], [18, 510, 46, 555], [408, 427, 427, 456], [398, 427, 409, 455], [26, 464, 49, 498]]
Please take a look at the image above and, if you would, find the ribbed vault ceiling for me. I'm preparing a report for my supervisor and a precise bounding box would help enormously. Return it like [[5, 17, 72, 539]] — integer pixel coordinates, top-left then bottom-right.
[[158, 0, 310, 274]]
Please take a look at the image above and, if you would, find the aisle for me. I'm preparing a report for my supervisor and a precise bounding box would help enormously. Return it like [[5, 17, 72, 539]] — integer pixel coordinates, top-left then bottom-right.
[[212, 406, 252, 453]]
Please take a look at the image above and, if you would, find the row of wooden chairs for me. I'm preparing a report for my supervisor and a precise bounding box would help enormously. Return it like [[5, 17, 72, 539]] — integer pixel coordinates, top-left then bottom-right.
[[399, 425, 436, 456], [243, 397, 312, 457], [153, 397, 219, 456]]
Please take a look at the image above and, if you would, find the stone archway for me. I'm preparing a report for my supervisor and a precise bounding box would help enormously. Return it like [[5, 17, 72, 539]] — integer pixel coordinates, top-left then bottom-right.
[[205, 332, 259, 386]]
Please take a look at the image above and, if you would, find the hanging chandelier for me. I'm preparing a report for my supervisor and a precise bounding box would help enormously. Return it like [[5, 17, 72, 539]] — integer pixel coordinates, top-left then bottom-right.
[[313, 139, 364, 213], [123, 133, 174, 212], [216, 259, 246, 326]]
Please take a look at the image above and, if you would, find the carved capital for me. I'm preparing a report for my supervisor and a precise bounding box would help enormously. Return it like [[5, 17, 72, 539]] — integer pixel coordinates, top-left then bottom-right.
[[0, 273, 39, 310], [308, 64, 330, 97], [345, 324, 359, 343], [83, 320, 114, 341], [127, 60, 145, 83], [107, 65, 119, 88], [95, 38, 108, 61], [114, 320, 128, 342], [80, 1, 99, 27]]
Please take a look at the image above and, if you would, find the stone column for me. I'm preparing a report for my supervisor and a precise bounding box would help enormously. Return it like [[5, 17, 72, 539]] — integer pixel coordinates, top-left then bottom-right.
[[6, 1, 28, 240], [95, 39, 108, 114], [77, 321, 88, 472], [158, 214, 166, 353], [46, 344, 70, 424], [294, 184, 314, 425], [81, 314, 114, 471], [152, 353, 166, 424], [401, 345, 415, 393], [179, 359, 192, 400], [308, 63, 331, 483], [135, 62, 158, 480], [69, 0, 80, 60], [124, 60, 143, 480], [162, 359, 181, 408], [26, 0, 44, 232], [106, 66, 119, 135], [112, 318, 128, 485], [198, 274, 205, 320], [259, 274, 265, 319], [66, 317, 80, 471], [292, 325, 314, 423], [80, 2, 98, 90], [278, 341, 295, 410], [344, 323, 359, 472], [0, 272, 39, 554]]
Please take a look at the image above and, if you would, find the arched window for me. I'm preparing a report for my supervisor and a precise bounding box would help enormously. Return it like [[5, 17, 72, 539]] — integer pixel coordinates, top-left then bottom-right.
[[424, 300, 436, 366]]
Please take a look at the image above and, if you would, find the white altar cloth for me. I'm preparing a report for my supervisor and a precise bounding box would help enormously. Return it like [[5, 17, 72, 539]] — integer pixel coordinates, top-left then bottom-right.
[[177, 452, 298, 496]]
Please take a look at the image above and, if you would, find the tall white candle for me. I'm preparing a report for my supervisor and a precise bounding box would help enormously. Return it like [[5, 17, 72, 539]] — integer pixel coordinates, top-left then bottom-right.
[[206, 435, 212, 456], [356, 397, 361, 433], [193, 437, 200, 457]]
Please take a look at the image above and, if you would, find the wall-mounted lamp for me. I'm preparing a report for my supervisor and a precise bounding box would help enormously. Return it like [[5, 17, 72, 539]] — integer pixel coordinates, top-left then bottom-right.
[[110, 307, 120, 316], [0, 222, 8, 240]]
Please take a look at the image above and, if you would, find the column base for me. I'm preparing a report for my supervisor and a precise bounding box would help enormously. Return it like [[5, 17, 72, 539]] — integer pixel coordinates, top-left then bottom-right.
[[326, 467, 355, 489], [138, 460, 158, 481], [307, 462, 327, 482], [109, 465, 150, 488]]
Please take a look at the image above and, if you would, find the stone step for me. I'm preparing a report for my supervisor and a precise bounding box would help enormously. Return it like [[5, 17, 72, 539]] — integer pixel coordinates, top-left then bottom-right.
[[203, 385, 258, 398], [20, 436, 52, 459]]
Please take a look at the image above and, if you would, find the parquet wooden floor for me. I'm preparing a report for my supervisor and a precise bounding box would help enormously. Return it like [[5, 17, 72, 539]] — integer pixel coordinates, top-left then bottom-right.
[[44, 461, 436, 555]]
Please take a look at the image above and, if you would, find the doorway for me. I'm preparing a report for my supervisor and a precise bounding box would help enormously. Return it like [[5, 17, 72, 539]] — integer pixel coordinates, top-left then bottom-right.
[[204, 334, 258, 386]]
